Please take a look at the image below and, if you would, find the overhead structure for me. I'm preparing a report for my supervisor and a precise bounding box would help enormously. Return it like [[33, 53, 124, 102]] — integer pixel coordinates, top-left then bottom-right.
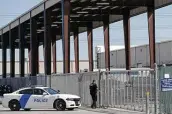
[[0, 0, 171, 77]]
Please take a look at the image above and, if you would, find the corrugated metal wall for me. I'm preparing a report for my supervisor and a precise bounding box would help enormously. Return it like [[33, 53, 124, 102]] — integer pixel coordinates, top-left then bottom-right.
[[97, 41, 172, 68]]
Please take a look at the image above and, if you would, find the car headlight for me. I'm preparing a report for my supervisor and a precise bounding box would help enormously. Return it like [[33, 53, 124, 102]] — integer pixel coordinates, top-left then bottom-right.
[[66, 98, 74, 101]]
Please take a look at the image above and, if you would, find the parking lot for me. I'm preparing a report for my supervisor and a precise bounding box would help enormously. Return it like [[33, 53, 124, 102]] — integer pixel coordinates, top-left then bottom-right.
[[0, 105, 108, 114]]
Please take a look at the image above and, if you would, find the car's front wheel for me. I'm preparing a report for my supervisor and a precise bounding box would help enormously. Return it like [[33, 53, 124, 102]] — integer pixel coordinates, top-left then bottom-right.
[[54, 99, 66, 111], [9, 100, 20, 111]]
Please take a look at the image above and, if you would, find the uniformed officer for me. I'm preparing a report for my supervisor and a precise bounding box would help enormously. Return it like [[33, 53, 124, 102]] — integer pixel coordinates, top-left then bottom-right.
[[89, 80, 98, 109]]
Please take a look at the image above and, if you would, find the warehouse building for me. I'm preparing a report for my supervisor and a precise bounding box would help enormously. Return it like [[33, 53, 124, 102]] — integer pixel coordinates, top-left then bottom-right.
[[97, 40, 172, 69]]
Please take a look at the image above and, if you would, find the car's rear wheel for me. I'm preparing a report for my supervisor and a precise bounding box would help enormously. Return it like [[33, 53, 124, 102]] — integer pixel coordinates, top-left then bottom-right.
[[9, 100, 20, 111], [54, 99, 66, 111]]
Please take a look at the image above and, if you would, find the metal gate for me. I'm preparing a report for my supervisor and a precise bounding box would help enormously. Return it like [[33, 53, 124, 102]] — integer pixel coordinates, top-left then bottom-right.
[[99, 68, 157, 113]]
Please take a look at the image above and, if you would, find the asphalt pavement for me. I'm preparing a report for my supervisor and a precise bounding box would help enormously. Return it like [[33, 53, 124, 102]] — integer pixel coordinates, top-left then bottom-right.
[[0, 105, 145, 114], [0, 105, 101, 114]]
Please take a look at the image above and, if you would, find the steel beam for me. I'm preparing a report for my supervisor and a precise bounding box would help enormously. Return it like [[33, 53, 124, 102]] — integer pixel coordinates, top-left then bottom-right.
[[123, 10, 131, 70], [74, 28, 79, 73], [63, 0, 71, 73], [87, 22, 93, 71], [2, 31, 6, 78], [9, 26, 15, 77], [147, 6, 155, 69], [19, 22, 25, 77], [30, 16, 37, 76], [103, 16, 110, 71], [52, 35, 56, 73], [44, 8, 52, 75]]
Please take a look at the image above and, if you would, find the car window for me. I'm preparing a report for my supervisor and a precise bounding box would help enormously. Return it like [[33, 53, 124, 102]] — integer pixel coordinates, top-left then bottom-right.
[[19, 89, 33, 94], [33, 89, 45, 95], [44, 88, 59, 95]]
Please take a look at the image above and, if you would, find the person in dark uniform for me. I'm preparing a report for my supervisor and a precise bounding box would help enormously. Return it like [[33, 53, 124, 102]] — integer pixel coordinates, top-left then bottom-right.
[[89, 80, 98, 109]]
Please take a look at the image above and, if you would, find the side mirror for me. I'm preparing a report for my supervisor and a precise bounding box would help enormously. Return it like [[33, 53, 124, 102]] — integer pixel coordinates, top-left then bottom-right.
[[43, 92, 47, 96], [57, 90, 60, 93]]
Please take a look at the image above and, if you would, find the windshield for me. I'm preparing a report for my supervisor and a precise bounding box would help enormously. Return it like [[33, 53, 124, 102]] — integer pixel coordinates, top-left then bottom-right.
[[44, 88, 59, 95]]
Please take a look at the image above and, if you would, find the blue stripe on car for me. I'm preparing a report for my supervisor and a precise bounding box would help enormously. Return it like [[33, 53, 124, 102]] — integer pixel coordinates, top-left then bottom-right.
[[19, 94, 31, 109]]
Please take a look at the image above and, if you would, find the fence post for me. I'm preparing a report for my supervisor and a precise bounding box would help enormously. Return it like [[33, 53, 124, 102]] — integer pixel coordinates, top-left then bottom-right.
[[98, 70, 101, 108], [154, 63, 158, 114], [146, 92, 150, 114]]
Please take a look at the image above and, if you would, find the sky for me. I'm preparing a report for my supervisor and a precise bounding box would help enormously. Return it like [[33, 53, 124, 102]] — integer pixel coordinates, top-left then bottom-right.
[[0, 0, 172, 61]]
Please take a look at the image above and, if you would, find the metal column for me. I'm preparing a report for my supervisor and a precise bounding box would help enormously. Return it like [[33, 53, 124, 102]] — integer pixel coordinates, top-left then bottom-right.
[[123, 10, 131, 70], [74, 28, 79, 73], [28, 46, 31, 74], [30, 16, 37, 76], [44, 8, 52, 75], [1, 31, 6, 78], [147, 6, 155, 69], [9, 26, 15, 78], [87, 22, 93, 71], [19, 22, 25, 77], [103, 16, 110, 71], [52, 35, 56, 73], [63, 0, 71, 73], [36, 42, 39, 74]]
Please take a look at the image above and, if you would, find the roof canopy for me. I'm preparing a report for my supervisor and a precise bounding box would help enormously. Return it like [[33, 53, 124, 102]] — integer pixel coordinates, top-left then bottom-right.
[[0, 0, 171, 48]]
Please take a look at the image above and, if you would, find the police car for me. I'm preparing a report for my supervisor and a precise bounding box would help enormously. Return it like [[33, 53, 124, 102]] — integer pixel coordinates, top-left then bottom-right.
[[2, 86, 81, 111]]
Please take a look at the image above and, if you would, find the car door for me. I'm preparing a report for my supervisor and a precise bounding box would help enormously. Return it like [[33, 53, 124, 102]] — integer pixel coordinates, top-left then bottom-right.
[[18, 88, 34, 109], [28, 89, 48, 109]]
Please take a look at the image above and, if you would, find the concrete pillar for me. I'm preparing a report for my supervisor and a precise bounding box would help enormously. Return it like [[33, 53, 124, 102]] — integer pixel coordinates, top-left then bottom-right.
[[52, 35, 56, 73], [9, 26, 15, 77], [19, 22, 25, 77], [103, 16, 110, 71], [87, 22, 93, 71], [74, 28, 79, 73], [63, 0, 71, 73], [30, 16, 37, 76], [44, 8, 52, 75], [123, 10, 131, 70], [1, 31, 6, 78], [147, 6, 155, 69]]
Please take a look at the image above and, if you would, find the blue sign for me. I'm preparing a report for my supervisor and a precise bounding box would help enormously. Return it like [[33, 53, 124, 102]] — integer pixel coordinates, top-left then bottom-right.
[[161, 78, 172, 91]]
